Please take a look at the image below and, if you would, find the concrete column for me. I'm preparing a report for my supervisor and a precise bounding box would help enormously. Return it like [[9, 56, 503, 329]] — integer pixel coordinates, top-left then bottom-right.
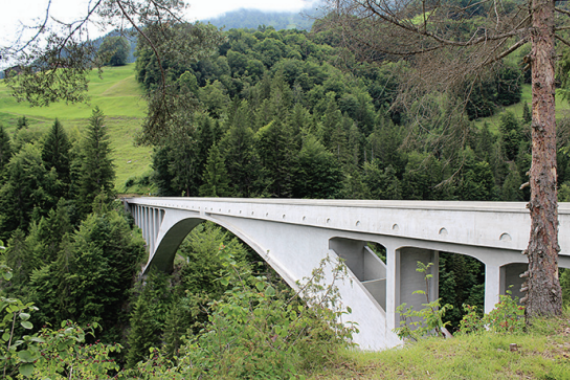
[[144, 207, 149, 244], [399, 247, 439, 312], [385, 245, 400, 332], [150, 208, 156, 254], [484, 265, 504, 314]]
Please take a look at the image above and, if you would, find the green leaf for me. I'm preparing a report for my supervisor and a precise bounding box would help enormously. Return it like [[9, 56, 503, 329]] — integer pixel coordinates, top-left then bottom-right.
[[265, 286, 276, 297], [20, 321, 33, 330], [255, 281, 265, 292], [18, 350, 38, 362], [2, 332, 10, 342], [19, 363, 34, 377], [19, 313, 30, 321], [220, 277, 229, 287], [3, 272, 12, 281]]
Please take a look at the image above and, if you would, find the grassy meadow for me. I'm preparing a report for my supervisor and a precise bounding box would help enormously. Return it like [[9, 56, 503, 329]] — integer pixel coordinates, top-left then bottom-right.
[[0, 64, 153, 193], [475, 83, 570, 132]]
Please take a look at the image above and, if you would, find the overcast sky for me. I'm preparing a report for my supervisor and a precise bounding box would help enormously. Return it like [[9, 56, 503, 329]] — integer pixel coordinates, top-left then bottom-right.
[[1, 0, 319, 53]]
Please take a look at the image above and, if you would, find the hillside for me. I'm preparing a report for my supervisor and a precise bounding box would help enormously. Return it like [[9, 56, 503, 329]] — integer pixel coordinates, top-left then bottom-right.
[[205, 8, 318, 31], [0, 64, 152, 193]]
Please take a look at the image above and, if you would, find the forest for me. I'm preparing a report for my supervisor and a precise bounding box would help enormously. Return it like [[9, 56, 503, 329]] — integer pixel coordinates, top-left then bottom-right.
[[2, 3, 570, 378]]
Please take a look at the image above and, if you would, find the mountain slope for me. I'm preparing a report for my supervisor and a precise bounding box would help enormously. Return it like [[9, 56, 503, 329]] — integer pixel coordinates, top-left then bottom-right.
[[0, 64, 151, 192]]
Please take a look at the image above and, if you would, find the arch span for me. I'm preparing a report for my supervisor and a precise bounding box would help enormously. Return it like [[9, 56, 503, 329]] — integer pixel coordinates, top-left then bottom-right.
[[125, 197, 570, 351]]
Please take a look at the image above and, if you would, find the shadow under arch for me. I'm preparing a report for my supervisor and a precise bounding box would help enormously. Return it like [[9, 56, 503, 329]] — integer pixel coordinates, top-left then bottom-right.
[[145, 215, 297, 290]]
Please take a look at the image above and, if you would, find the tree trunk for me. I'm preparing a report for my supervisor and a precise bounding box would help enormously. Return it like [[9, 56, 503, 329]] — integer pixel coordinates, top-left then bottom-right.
[[526, 0, 562, 317]]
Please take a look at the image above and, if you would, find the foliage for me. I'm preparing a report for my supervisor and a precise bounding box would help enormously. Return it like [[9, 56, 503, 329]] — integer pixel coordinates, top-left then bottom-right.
[[0, 265, 120, 380], [483, 290, 526, 334], [98, 36, 131, 67], [29, 201, 146, 341], [177, 253, 356, 379], [124, 222, 250, 367], [394, 262, 452, 340], [77, 107, 115, 215]]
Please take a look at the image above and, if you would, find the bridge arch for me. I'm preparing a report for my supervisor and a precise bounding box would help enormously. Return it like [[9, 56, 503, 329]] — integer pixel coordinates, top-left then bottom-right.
[[146, 214, 298, 291]]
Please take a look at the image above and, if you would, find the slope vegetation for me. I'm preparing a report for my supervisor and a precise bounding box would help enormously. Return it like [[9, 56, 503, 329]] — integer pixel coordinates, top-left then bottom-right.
[[0, 64, 151, 192]]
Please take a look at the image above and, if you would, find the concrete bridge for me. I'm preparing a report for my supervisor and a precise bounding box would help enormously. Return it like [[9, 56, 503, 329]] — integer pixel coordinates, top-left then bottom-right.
[[123, 197, 570, 350]]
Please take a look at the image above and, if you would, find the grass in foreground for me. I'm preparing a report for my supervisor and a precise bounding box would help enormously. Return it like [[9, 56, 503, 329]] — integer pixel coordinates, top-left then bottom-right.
[[307, 314, 570, 379]]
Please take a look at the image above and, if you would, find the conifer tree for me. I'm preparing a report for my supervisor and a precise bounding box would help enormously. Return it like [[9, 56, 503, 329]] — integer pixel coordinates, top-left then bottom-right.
[[77, 107, 115, 215], [0, 124, 12, 178], [199, 144, 231, 197], [502, 163, 524, 201], [0, 144, 55, 239], [319, 92, 342, 151], [256, 119, 297, 198], [17, 116, 28, 130], [196, 117, 215, 179], [42, 119, 72, 185], [221, 102, 267, 197], [126, 287, 162, 368], [294, 136, 342, 199], [4, 229, 37, 296], [26, 198, 72, 264], [522, 102, 532, 124], [126, 269, 169, 368], [152, 146, 177, 196], [475, 123, 494, 162]]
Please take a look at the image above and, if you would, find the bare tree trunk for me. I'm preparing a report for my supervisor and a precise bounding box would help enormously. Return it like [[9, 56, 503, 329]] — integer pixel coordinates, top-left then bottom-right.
[[526, 0, 562, 317]]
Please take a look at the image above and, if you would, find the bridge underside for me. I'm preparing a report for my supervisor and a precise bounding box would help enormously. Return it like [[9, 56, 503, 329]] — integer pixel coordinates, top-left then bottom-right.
[[126, 199, 570, 351]]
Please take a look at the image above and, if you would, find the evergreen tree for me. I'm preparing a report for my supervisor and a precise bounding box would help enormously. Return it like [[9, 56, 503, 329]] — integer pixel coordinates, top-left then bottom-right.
[[77, 107, 115, 215], [4, 229, 37, 296], [42, 119, 72, 197], [318, 92, 342, 152], [196, 117, 215, 179], [152, 145, 177, 196], [457, 147, 495, 201], [475, 122, 494, 162], [362, 160, 402, 200], [0, 144, 56, 239], [199, 144, 231, 197], [499, 111, 522, 161], [125, 270, 168, 368], [501, 163, 524, 201], [221, 102, 267, 197], [17, 116, 28, 130], [522, 102, 532, 124], [294, 136, 342, 199], [0, 124, 12, 178], [98, 36, 130, 66], [26, 198, 72, 264], [31, 203, 145, 338], [167, 124, 201, 197], [255, 119, 297, 198]]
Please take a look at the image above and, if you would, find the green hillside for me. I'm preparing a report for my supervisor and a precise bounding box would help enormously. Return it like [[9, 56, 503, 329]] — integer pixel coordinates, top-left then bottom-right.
[[0, 64, 152, 192], [475, 83, 570, 131]]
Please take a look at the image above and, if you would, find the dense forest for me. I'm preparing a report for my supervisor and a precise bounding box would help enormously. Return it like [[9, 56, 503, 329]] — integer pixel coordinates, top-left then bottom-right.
[[133, 22, 570, 325], [2, 6, 570, 378]]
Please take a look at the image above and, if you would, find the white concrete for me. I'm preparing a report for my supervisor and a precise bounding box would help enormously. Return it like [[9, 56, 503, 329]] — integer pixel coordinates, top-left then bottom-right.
[[123, 197, 570, 350]]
